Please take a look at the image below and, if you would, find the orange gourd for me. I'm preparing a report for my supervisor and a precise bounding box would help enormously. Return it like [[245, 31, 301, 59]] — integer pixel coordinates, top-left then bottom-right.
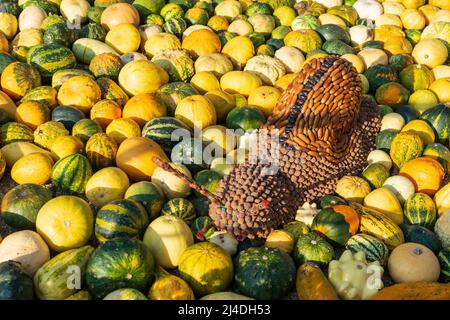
[[122, 93, 167, 127], [90, 99, 122, 130], [399, 157, 444, 196], [182, 29, 221, 59], [116, 137, 169, 181], [296, 262, 339, 300], [15, 101, 51, 130], [100, 3, 140, 31]]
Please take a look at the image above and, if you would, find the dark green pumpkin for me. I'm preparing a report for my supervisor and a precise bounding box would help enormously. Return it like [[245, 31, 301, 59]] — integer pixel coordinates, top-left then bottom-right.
[[403, 193, 437, 229], [379, 105, 394, 117], [72, 119, 103, 144], [293, 232, 334, 266], [396, 105, 420, 123], [318, 195, 347, 208], [51, 153, 93, 194], [316, 24, 351, 44], [125, 181, 166, 221], [322, 39, 353, 55], [438, 247, 450, 282], [0, 261, 34, 300], [389, 54, 414, 73], [420, 103, 450, 144], [282, 221, 310, 243], [226, 106, 266, 132], [248, 32, 266, 48], [0, 122, 34, 145], [27, 44, 77, 80], [245, 2, 272, 16], [95, 199, 149, 243], [86, 238, 155, 298], [400, 224, 442, 254], [310, 207, 352, 246], [85, 133, 118, 170], [362, 40, 384, 50], [161, 198, 196, 225], [234, 246, 296, 300], [141, 116, 191, 153], [375, 129, 398, 152], [1, 184, 52, 230], [266, 38, 284, 51], [364, 64, 399, 93], [52, 106, 86, 132], [193, 170, 222, 197], [345, 233, 389, 265]]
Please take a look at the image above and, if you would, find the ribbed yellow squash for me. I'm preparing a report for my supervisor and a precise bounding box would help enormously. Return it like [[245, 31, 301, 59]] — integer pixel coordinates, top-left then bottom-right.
[[363, 188, 404, 224], [434, 182, 450, 216]]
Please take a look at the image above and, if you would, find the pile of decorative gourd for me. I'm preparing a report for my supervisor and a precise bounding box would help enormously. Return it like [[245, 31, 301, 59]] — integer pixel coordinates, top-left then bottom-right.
[[0, 0, 449, 301]]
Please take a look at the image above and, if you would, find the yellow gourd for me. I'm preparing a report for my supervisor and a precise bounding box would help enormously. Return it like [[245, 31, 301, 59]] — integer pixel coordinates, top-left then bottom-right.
[[400, 119, 435, 145], [335, 176, 372, 203], [85, 167, 130, 208], [175, 95, 217, 130], [363, 188, 404, 224], [105, 23, 140, 54], [248, 86, 282, 117]]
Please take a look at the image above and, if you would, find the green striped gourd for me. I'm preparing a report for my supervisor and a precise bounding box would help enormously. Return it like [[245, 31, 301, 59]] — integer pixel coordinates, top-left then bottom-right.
[[85, 133, 118, 170], [156, 82, 199, 114], [438, 247, 450, 282], [345, 233, 389, 266], [0, 122, 34, 146], [293, 232, 334, 266], [33, 245, 95, 300], [163, 17, 187, 38], [27, 44, 77, 79], [1, 184, 53, 230], [141, 116, 191, 152], [403, 193, 437, 229], [351, 203, 405, 249], [389, 132, 423, 169], [72, 119, 103, 144], [161, 198, 196, 225], [51, 153, 93, 194], [86, 238, 155, 298], [151, 49, 195, 82], [95, 199, 149, 243], [124, 181, 166, 221], [420, 103, 450, 144], [96, 77, 129, 107]]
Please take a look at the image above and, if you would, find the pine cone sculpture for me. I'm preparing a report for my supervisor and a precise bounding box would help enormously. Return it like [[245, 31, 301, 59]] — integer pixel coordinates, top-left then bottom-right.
[[153, 56, 381, 240]]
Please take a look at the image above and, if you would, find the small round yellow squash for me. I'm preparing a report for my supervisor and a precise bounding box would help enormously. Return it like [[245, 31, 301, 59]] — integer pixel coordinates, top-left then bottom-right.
[[57, 76, 102, 114], [85, 167, 130, 208], [220, 71, 262, 97], [248, 85, 281, 117], [36, 195, 94, 252], [105, 23, 141, 55], [50, 135, 84, 160], [175, 95, 217, 130], [118, 60, 169, 96]]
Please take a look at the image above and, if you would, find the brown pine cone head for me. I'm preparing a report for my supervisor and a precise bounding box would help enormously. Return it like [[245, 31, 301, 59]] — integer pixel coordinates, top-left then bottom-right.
[[209, 160, 301, 240]]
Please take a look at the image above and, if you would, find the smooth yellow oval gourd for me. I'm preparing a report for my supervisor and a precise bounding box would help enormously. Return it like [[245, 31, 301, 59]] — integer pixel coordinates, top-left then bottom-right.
[[1, 142, 55, 167], [175, 95, 217, 130], [11, 153, 54, 185], [400, 119, 435, 145], [118, 60, 169, 96], [57, 76, 102, 113], [85, 167, 130, 208], [220, 71, 262, 97], [143, 215, 194, 269], [363, 187, 404, 224], [50, 135, 84, 159], [105, 23, 141, 54]]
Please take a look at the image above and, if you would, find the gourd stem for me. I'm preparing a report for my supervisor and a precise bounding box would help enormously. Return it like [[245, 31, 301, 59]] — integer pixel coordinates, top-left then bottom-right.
[[152, 157, 223, 205]]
